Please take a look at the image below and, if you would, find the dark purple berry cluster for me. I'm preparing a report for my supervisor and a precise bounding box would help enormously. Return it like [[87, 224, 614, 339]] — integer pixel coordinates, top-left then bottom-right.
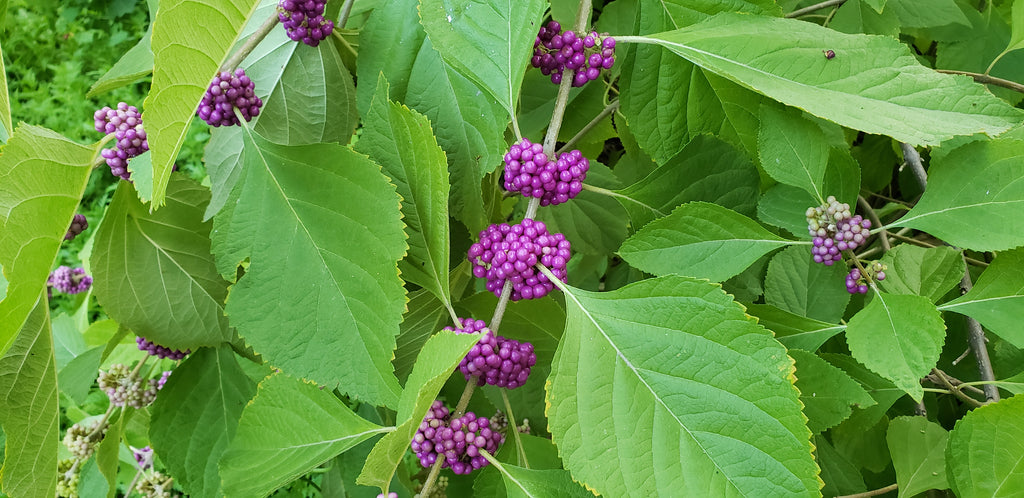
[[468, 219, 571, 301], [444, 318, 538, 389], [48, 266, 92, 295], [94, 103, 149, 180], [197, 68, 263, 127], [278, 0, 334, 47], [531, 21, 616, 87], [65, 214, 88, 241], [806, 196, 871, 266], [846, 262, 887, 294], [503, 138, 588, 206], [136, 336, 190, 360], [410, 401, 505, 475]]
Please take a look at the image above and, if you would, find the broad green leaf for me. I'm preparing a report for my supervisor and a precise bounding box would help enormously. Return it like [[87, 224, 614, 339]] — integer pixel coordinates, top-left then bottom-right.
[[92, 177, 231, 350], [790, 350, 874, 433], [357, 331, 479, 491], [0, 125, 94, 357], [0, 40, 10, 144], [87, 0, 156, 98], [845, 293, 945, 401], [814, 436, 867, 497], [891, 139, 1024, 251], [1011, 0, 1024, 53], [614, 134, 760, 228], [764, 246, 852, 324], [886, 0, 970, 30], [878, 245, 965, 303], [546, 276, 819, 497], [638, 13, 1024, 145], [480, 453, 593, 498], [538, 162, 628, 256], [393, 264, 474, 383], [940, 249, 1024, 348], [758, 105, 828, 202], [887, 416, 949, 497], [831, 0, 900, 42], [221, 373, 389, 497], [474, 433, 565, 497], [947, 395, 1024, 497], [821, 353, 905, 433], [935, 4, 1024, 104], [0, 297, 57, 498], [746, 304, 846, 352], [51, 314, 86, 370], [355, 76, 451, 306], [150, 346, 257, 498], [757, 148, 861, 237], [355, 0, 427, 116], [211, 127, 405, 407], [418, 0, 546, 119], [57, 346, 103, 405], [619, 202, 796, 281], [833, 414, 891, 473], [144, 0, 259, 207]]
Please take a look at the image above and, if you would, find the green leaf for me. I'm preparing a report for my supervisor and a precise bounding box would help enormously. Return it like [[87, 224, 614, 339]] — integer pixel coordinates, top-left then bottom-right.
[[947, 395, 1024, 497], [221, 373, 390, 497], [355, 0, 426, 116], [474, 433, 565, 497], [144, 0, 258, 207], [763, 245, 851, 324], [418, 0, 546, 119], [0, 297, 58, 498], [640, 13, 1024, 145], [886, 0, 970, 30], [614, 134, 760, 228], [845, 293, 945, 401], [546, 275, 819, 497], [878, 245, 965, 303], [57, 346, 104, 405], [1011, 0, 1024, 53], [0, 40, 10, 144], [757, 148, 861, 237], [355, 76, 451, 306], [91, 176, 231, 350], [758, 105, 828, 202], [789, 350, 874, 433], [887, 416, 950, 497], [0, 125, 94, 357], [538, 162, 628, 256], [940, 248, 1024, 348], [480, 453, 593, 498], [821, 353, 905, 433], [87, 11, 154, 97], [150, 346, 257, 498], [357, 331, 479, 491], [891, 139, 1024, 251], [212, 128, 406, 407], [618, 202, 796, 281], [745, 303, 846, 352], [814, 435, 867, 497]]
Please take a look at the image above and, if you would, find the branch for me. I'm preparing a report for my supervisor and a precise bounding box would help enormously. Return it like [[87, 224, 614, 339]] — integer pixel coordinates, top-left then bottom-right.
[[556, 100, 620, 155], [337, 0, 356, 29], [836, 483, 897, 498], [541, 0, 593, 156], [930, 369, 984, 407], [785, 0, 848, 18], [899, 143, 927, 192], [959, 264, 1000, 402], [935, 69, 1024, 94], [221, 12, 280, 72]]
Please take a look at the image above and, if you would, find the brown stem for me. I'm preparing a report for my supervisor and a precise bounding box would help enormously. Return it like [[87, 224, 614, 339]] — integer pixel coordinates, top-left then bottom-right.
[[930, 369, 984, 407], [935, 69, 1024, 94], [959, 265, 1000, 402], [786, 0, 848, 18]]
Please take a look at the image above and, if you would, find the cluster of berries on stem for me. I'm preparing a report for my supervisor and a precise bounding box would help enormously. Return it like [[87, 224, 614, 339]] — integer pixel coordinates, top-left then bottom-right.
[[137, 336, 190, 360], [504, 138, 589, 206], [468, 219, 571, 301], [445, 318, 537, 389], [197, 68, 263, 127], [65, 214, 88, 241], [411, 400, 505, 475], [277, 0, 334, 47], [806, 196, 872, 266], [48, 266, 92, 295], [63, 419, 108, 460], [532, 21, 616, 87], [94, 102, 148, 180], [97, 363, 168, 408], [846, 261, 888, 294]]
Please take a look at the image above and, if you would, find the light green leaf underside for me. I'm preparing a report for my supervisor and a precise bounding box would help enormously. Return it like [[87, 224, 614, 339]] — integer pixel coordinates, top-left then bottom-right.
[[892, 139, 1024, 251], [745, 304, 846, 352], [485, 456, 594, 498], [357, 331, 479, 491], [758, 104, 828, 202], [789, 350, 874, 434], [0, 124, 94, 357], [144, 0, 259, 207], [220, 373, 389, 497], [887, 416, 949, 498], [91, 177, 231, 350], [940, 248, 1024, 348], [418, 0, 547, 118], [355, 76, 451, 307], [947, 395, 1024, 498], [642, 13, 1024, 146], [619, 201, 795, 282], [878, 245, 965, 303], [211, 127, 405, 407], [150, 346, 256, 498], [845, 292, 945, 401], [547, 275, 819, 497]]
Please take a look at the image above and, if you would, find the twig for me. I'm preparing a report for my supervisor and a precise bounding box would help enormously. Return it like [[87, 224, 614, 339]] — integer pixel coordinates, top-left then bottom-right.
[[836, 483, 897, 498], [930, 369, 984, 407], [959, 263, 1000, 402], [857, 196, 889, 251], [501, 390, 529, 468], [221, 13, 280, 72], [542, 0, 592, 156], [489, 280, 514, 333], [556, 100, 620, 155], [337, 0, 356, 29], [785, 0, 848, 18], [124, 468, 145, 497], [899, 143, 927, 192], [935, 69, 1024, 94], [523, 197, 541, 221]]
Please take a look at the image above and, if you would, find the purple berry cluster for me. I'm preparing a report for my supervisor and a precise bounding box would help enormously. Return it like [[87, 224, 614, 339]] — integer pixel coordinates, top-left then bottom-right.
[[133, 446, 154, 470], [444, 318, 538, 389], [197, 68, 263, 127], [137, 336, 190, 360], [97, 363, 165, 408], [94, 103, 149, 180], [531, 21, 616, 87], [468, 219, 571, 301], [410, 401, 505, 475], [65, 214, 88, 241], [806, 196, 872, 266], [845, 262, 887, 294], [503, 138, 588, 207], [48, 266, 92, 295], [277, 0, 334, 47]]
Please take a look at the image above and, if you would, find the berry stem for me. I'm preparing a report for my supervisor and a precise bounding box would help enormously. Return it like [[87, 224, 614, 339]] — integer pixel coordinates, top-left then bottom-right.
[[930, 368, 985, 407], [556, 99, 619, 155], [523, 197, 541, 221], [958, 260, 1000, 402], [856, 195, 889, 251], [331, 29, 358, 58], [500, 389, 530, 468], [124, 467, 145, 497], [541, 0, 592, 157], [489, 280, 514, 332], [934, 69, 1024, 94], [337, 0, 356, 29], [220, 12, 280, 73]]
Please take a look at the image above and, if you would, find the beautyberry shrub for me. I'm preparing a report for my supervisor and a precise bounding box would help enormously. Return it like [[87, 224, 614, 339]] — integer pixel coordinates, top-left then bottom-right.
[[467, 219, 571, 301], [503, 138, 588, 206], [410, 401, 505, 475]]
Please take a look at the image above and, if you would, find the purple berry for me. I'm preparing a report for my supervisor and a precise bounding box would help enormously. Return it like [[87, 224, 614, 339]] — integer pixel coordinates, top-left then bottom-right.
[[94, 103, 148, 180], [47, 266, 92, 295], [133, 446, 154, 470], [411, 401, 505, 475], [278, 0, 333, 47], [136, 336, 190, 360], [197, 68, 263, 127], [530, 23, 616, 87], [65, 214, 88, 241], [467, 220, 571, 301], [503, 138, 589, 207], [444, 318, 537, 389]]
